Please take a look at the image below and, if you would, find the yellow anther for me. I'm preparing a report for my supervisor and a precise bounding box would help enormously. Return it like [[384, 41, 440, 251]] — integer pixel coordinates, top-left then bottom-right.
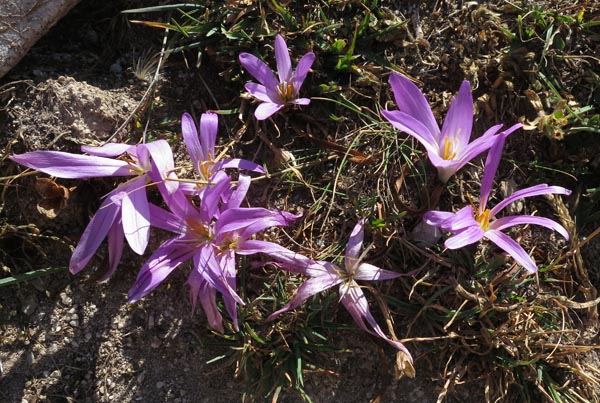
[[222, 235, 239, 251], [198, 160, 213, 181], [475, 208, 491, 230], [185, 218, 211, 242], [278, 81, 295, 102], [466, 193, 491, 230], [442, 136, 457, 160]]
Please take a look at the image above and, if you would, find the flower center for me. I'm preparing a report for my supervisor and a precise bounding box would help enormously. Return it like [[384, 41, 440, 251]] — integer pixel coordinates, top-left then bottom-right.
[[198, 158, 214, 182], [467, 193, 492, 230], [442, 136, 457, 160], [185, 218, 211, 242], [121, 154, 146, 175], [277, 81, 295, 102], [221, 234, 240, 252], [475, 208, 491, 230]]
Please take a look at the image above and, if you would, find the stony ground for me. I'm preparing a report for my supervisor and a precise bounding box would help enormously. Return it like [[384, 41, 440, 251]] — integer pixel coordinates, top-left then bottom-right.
[[1, 1, 600, 402]]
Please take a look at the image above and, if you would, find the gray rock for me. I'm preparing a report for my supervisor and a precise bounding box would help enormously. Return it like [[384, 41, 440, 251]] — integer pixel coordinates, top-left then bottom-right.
[[0, 0, 81, 78], [21, 294, 38, 316]]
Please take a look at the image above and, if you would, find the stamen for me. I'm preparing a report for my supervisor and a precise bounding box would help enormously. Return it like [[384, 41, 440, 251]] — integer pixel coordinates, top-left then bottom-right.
[[442, 136, 457, 160], [466, 193, 491, 230], [278, 81, 295, 102], [198, 160, 213, 181], [185, 218, 211, 242], [475, 208, 491, 230], [466, 193, 477, 210]]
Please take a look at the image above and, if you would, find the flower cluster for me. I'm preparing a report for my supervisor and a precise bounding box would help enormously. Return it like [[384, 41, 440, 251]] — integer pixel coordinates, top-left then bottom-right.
[[9, 35, 573, 374], [11, 110, 304, 332], [382, 74, 570, 272]]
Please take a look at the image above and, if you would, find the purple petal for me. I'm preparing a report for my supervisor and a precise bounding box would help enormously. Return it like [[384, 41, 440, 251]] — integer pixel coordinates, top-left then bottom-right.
[[148, 203, 184, 233], [154, 189, 202, 230], [340, 284, 412, 356], [267, 274, 341, 321], [239, 52, 278, 90], [200, 175, 231, 222], [423, 210, 456, 228], [10, 151, 132, 178], [490, 184, 571, 216], [450, 124, 502, 170], [388, 73, 440, 141], [354, 263, 400, 281], [444, 225, 485, 249], [441, 80, 473, 150], [120, 179, 150, 255], [490, 215, 569, 240], [128, 238, 195, 302], [443, 205, 478, 232], [197, 283, 224, 333], [274, 34, 292, 83], [345, 218, 365, 269], [181, 112, 205, 166], [291, 97, 311, 105], [216, 208, 300, 241], [224, 174, 251, 209], [291, 52, 315, 90], [219, 251, 239, 331], [479, 138, 506, 211], [216, 158, 265, 174], [245, 82, 277, 103], [100, 219, 125, 281], [142, 140, 178, 194], [69, 195, 121, 274], [255, 102, 284, 120], [236, 209, 300, 240], [236, 240, 329, 277], [200, 112, 218, 160], [81, 143, 134, 157], [381, 110, 442, 157], [194, 247, 244, 306], [187, 270, 224, 333], [485, 229, 538, 272]]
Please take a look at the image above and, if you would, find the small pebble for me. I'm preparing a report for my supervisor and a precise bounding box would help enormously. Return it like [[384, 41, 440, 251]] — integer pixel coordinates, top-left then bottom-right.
[[60, 293, 72, 306], [156, 381, 164, 389], [26, 351, 34, 366], [21, 294, 38, 316]]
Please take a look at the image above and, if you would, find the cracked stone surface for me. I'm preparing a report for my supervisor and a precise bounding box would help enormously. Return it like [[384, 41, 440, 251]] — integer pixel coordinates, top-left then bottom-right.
[[0, 0, 80, 78]]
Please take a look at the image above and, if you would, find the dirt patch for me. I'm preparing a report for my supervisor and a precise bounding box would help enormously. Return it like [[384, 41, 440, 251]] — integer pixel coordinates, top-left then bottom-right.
[[1, 1, 600, 403]]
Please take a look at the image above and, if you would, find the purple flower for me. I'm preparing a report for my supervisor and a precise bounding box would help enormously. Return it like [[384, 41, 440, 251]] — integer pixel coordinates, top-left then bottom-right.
[[424, 134, 571, 272], [180, 111, 264, 196], [381, 73, 521, 183], [10, 141, 177, 278], [239, 34, 315, 120], [259, 219, 412, 359], [128, 174, 300, 332]]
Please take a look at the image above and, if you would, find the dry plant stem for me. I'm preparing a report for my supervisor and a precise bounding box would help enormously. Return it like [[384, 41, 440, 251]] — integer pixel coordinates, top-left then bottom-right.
[[104, 27, 169, 145], [551, 194, 599, 326], [364, 284, 415, 378], [437, 358, 467, 403]]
